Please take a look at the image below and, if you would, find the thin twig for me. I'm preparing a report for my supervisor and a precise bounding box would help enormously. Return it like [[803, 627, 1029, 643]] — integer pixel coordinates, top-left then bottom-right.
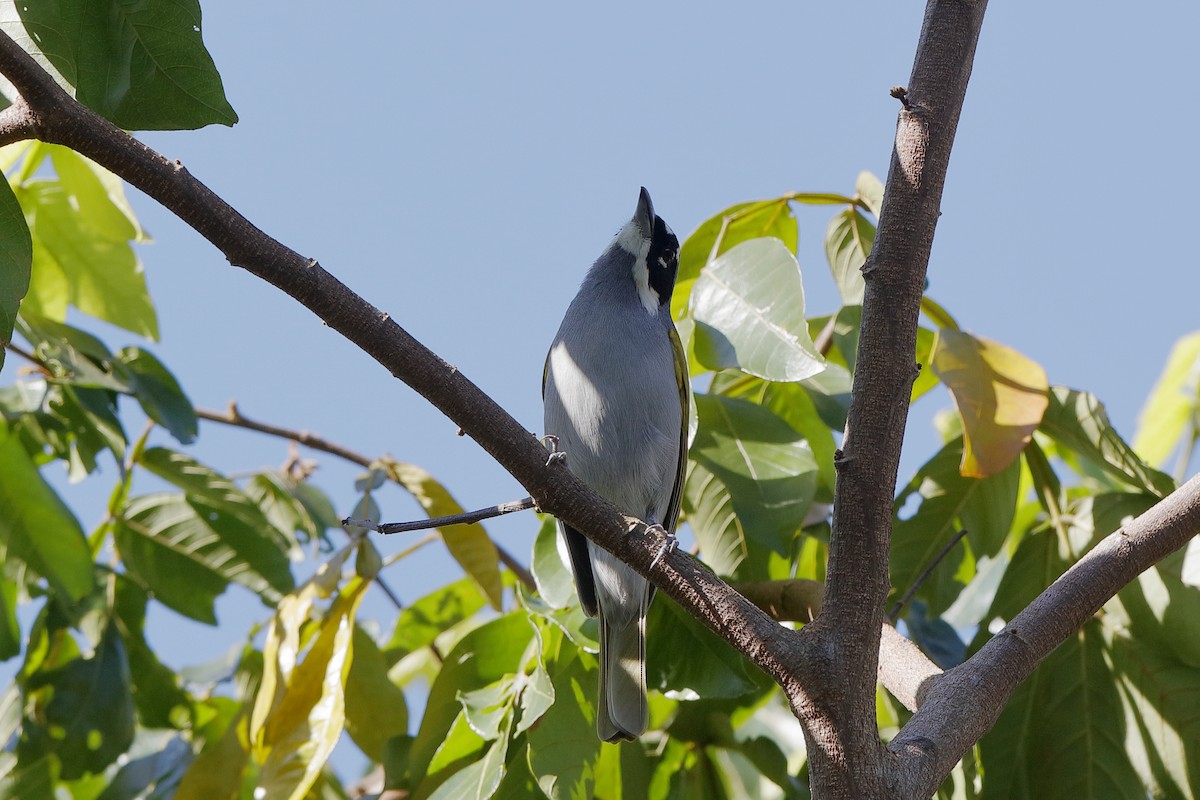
[[888, 528, 969, 621], [345, 496, 536, 535], [198, 402, 538, 591]]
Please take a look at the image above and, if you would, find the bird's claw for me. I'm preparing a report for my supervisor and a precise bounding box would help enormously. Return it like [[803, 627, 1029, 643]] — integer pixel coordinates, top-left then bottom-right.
[[647, 524, 676, 571], [541, 434, 567, 467]]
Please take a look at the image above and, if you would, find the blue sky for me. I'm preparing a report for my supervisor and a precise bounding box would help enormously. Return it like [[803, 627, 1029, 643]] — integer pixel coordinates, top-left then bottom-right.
[[15, 0, 1200, 780]]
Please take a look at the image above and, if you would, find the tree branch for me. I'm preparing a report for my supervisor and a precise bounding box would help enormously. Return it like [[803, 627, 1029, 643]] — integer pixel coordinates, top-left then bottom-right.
[[0, 30, 816, 702], [807, 0, 989, 794], [891, 473, 1200, 797]]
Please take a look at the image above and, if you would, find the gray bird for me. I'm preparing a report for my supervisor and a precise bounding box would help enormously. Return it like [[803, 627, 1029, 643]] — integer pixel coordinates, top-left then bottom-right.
[[542, 187, 688, 742]]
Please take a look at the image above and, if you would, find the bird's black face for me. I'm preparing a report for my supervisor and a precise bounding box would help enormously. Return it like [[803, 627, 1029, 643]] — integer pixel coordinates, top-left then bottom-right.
[[647, 216, 679, 306]]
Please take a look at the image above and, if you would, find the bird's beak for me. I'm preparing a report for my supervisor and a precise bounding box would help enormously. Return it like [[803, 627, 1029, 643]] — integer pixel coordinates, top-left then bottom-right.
[[635, 187, 655, 239]]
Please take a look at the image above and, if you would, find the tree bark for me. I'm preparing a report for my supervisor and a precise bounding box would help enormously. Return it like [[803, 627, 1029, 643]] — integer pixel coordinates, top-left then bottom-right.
[[804, 1, 989, 795]]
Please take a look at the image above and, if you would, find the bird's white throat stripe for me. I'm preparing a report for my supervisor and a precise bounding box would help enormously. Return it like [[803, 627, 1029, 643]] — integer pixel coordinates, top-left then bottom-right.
[[631, 256, 659, 314], [615, 219, 657, 315]]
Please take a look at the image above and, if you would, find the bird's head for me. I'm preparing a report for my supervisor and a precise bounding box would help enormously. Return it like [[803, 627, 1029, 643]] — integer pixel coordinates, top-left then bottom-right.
[[614, 187, 679, 314]]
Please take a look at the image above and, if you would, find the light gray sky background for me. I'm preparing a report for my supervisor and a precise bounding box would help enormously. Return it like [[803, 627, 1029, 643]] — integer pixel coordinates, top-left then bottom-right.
[[20, 0, 1200, 779]]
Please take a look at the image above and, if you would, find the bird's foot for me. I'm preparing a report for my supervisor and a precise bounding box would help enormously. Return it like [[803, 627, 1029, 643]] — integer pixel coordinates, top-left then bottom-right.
[[647, 524, 676, 571], [540, 434, 567, 467]]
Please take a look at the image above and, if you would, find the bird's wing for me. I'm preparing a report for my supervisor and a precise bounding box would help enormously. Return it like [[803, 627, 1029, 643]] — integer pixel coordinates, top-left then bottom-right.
[[663, 323, 690, 533]]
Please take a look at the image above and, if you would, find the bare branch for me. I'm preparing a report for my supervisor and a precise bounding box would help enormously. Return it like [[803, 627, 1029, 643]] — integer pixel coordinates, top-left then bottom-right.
[[347, 496, 536, 535]]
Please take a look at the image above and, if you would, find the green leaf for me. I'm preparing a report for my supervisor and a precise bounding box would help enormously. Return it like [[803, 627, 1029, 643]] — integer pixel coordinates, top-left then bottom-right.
[[113, 491, 293, 623], [460, 678, 515, 741], [979, 621, 1145, 799], [855, 170, 884, 217], [531, 514, 575, 610], [344, 625, 408, 761], [253, 578, 368, 800], [387, 461, 503, 610], [18, 174, 157, 339], [516, 658, 554, 736], [12, 0, 238, 130], [1109, 633, 1200, 797], [1040, 386, 1175, 496], [682, 462, 757, 580], [114, 347, 197, 444], [0, 169, 31, 374], [690, 238, 825, 382], [0, 577, 17, 661], [18, 626, 135, 780], [244, 472, 316, 553], [0, 417, 94, 603], [691, 394, 818, 556], [1133, 331, 1200, 468], [528, 641, 601, 800], [931, 329, 1049, 477], [648, 596, 759, 699], [410, 612, 533, 784], [0, 755, 56, 800], [673, 199, 798, 323], [112, 576, 192, 728], [824, 207, 875, 305], [383, 576, 487, 663], [137, 447, 294, 584], [891, 438, 984, 615], [427, 716, 511, 800]]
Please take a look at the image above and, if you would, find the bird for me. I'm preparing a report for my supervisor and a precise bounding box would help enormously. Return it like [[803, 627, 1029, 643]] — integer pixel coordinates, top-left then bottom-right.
[[542, 187, 688, 742]]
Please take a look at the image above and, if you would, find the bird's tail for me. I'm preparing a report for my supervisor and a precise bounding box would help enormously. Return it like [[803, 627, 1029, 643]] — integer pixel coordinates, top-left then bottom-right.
[[597, 613, 647, 742]]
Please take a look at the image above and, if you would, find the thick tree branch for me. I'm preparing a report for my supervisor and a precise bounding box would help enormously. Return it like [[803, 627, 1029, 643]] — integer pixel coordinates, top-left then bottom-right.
[[891, 474, 1200, 797], [807, 1, 988, 795], [0, 30, 816, 701]]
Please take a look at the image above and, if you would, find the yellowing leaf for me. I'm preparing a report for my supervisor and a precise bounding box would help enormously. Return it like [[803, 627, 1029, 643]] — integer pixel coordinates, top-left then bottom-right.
[[387, 461, 503, 610], [1133, 331, 1200, 468], [251, 563, 367, 800], [931, 330, 1049, 477]]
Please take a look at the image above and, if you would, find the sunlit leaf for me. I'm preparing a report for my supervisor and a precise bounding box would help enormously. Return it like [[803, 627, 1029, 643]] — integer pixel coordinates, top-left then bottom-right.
[[931, 329, 1049, 477], [855, 170, 884, 217], [427, 715, 511, 800], [0, 417, 94, 604], [691, 239, 825, 382], [387, 461, 503, 610], [824, 207, 875, 305], [253, 577, 368, 800], [528, 641, 601, 799], [14, 147, 157, 338], [11, 0, 238, 130], [1040, 387, 1175, 496], [979, 621, 1145, 799], [673, 199, 799, 322], [892, 438, 1015, 615], [682, 462, 756, 579], [410, 612, 533, 785], [382, 576, 487, 664], [1133, 331, 1200, 469], [173, 704, 249, 800], [531, 513, 575, 610], [344, 625, 408, 761], [1109, 633, 1200, 796]]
